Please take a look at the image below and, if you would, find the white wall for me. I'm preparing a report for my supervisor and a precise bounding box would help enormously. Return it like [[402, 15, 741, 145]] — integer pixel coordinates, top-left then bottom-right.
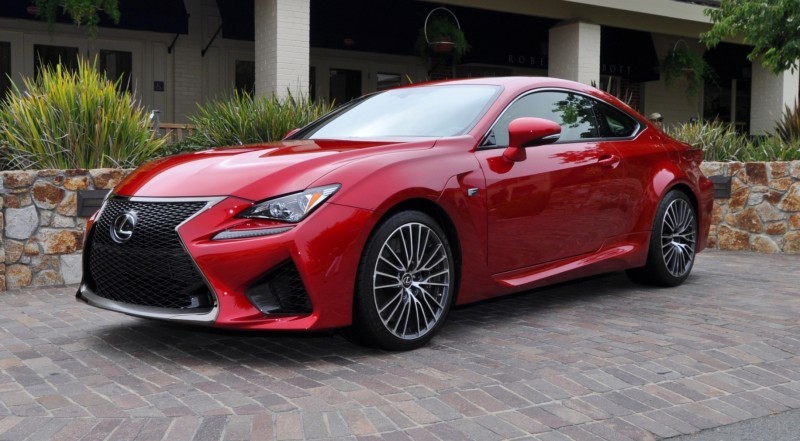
[[643, 33, 704, 127]]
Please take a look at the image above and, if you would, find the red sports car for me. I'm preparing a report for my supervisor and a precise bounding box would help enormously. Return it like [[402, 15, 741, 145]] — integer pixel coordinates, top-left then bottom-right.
[[77, 77, 713, 350]]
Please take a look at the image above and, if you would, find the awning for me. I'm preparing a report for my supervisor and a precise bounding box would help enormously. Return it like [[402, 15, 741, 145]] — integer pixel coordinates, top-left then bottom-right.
[[1, 0, 189, 34], [216, 0, 255, 41], [601, 27, 660, 82]]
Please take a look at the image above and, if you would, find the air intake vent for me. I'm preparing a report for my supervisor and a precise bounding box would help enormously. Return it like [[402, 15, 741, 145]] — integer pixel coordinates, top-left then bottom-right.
[[246, 261, 312, 315]]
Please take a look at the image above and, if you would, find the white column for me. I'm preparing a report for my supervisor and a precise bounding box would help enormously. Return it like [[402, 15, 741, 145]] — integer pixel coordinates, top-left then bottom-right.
[[750, 61, 799, 135], [548, 20, 600, 86], [254, 0, 310, 98]]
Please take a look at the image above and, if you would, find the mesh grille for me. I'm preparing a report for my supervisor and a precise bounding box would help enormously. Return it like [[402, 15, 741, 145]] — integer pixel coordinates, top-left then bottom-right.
[[246, 261, 312, 314], [87, 198, 214, 310]]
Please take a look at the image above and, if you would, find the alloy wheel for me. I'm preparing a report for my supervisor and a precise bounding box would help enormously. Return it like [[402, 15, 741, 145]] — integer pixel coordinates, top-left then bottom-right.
[[372, 222, 451, 340], [660, 198, 697, 278]]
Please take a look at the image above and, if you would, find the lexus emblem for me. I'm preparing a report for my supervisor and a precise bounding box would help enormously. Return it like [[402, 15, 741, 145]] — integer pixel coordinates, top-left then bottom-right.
[[110, 211, 137, 243]]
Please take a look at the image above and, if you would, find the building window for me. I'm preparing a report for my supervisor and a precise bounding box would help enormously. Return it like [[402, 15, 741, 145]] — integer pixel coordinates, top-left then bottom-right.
[[330, 68, 361, 104], [0, 42, 10, 98], [376, 72, 401, 91], [34, 44, 79, 78], [99, 50, 133, 91], [235, 60, 255, 96]]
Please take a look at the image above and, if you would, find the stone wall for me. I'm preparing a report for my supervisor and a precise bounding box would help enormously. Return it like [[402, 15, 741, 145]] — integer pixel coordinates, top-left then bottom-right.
[[0, 163, 797, 291], [1, 169, 127, 291], [701, 161, 800, 253]]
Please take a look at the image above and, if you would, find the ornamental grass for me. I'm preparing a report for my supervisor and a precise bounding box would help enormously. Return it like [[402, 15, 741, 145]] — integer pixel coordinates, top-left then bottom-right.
[[667, 120, 800, 162], [186, 90, 335, 147], [0, 58, 164, 170]]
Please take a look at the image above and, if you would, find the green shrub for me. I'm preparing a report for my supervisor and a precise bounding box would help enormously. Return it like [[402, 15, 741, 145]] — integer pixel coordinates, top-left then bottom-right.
[[667, 120, 800, 161], [187, 90, 334, 147], [0, 58, 164, 169]]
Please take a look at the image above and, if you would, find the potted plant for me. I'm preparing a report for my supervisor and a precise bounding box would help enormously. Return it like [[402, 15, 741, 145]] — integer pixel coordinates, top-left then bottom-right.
[[417, 7, 470, 64], [661, 41, 716, 98]]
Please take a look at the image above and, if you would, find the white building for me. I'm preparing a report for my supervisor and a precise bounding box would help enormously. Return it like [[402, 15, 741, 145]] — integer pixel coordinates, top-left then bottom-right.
[[0, 0, 796, 135]]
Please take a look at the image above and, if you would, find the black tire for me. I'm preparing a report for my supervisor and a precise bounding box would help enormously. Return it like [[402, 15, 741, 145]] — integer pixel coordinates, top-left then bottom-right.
[[627, 190, 698, 287], [346, 211, 455, 350]]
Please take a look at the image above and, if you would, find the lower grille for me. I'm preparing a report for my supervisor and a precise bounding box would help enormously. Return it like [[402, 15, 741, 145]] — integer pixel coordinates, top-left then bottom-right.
[[246, 261, 312, 314], [86, 198, 214, 310]]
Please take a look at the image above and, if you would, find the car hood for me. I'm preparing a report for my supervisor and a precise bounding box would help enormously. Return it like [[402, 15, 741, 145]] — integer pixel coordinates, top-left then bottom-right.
[[114, 139, 437, 200]]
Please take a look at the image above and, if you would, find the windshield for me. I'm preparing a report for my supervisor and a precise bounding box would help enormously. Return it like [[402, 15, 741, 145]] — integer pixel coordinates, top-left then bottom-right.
[[294, 84, 500, 139]]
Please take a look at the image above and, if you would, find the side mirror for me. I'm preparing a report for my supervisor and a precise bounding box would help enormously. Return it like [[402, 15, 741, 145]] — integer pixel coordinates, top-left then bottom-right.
[[503, 117, 561, 162]]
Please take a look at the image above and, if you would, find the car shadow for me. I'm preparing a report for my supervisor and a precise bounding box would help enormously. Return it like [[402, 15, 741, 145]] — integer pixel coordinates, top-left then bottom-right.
[[82, 270, 691, 366]]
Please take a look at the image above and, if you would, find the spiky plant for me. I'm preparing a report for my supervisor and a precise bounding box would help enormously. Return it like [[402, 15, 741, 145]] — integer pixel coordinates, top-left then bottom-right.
[[775, 100, 800, 143], [0, 57, 164, 169], [186, 90, 334, 147]]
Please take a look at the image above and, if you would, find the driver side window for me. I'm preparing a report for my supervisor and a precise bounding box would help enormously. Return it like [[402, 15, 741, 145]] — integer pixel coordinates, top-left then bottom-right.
[[485, 91, 601, 146]]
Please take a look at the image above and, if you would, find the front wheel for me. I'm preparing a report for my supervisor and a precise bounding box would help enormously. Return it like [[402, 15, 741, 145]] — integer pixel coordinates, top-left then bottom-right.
[[348, 211, 455, 350], [627, 190, 697, 286]]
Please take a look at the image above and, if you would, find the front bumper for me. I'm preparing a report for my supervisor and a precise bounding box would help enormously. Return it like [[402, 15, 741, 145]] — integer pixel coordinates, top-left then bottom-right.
[[77, 195, 374, 331]]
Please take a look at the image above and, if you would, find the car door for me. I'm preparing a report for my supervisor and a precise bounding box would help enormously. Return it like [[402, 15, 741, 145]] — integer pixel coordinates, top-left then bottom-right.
[[475, 90, 628, 273]]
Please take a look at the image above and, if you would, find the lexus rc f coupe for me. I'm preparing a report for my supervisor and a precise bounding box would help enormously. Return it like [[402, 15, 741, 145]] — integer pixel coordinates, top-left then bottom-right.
[[77, 77, 713, 350]]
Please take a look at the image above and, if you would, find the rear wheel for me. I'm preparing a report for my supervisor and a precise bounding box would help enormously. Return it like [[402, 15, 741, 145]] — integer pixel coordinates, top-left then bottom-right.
[[627, 190, 697, 286], [348, 211, 454, 350]]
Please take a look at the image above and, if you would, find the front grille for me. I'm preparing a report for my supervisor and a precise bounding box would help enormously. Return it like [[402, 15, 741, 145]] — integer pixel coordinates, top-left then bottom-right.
[[86, 198, 214, 310], [246, 261, 312, 314]]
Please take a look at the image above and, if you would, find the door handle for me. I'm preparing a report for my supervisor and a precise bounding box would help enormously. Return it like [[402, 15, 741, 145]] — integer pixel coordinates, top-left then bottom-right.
[[597, 154, 620, 167]]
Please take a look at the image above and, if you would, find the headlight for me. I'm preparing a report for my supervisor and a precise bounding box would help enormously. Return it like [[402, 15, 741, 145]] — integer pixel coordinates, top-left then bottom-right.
[[239, 184, 340, 222]]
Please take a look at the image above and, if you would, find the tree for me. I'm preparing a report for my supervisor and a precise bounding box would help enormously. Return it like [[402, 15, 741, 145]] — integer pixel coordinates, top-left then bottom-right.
[[34, 0, 120, 37], [701, 0, 800, 74]]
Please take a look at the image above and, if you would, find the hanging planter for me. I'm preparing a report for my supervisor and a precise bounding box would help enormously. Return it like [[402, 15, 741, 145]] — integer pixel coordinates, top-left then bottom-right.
[[417, 7, 470, 63], [661, 40, 716, 98]]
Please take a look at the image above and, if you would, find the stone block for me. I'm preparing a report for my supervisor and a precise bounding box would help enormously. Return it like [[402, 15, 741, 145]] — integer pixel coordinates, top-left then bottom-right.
[[711, 203, 725, 225], [90, 169, 126, 189], [32, 270, 63, 287], [5, 205, 38, 240], [745, 163, 768, 186], [24, 238, 40, 256], [63, 176, 89, 191], [700, 162, 725, 177], [65, 169, 89, 177], [3, 194, 20, 209], [2, 171, 36, 188], [790, 214, 800, 230], [32, 182, 64, 209], [769, 162, 790, 178], [728, 187, 749, 212], [56, 192, 77, 216], [37, 170, 59, 177], [746, 186, 768, 206], [777, 182, 800, 212], [765, 222, 787, 236], [791, 161, 800, 179], [5, 240, 22, 264], [756, 202, 787, 222], [6, 264, 32, 289], [60, 254, 83, 284], [733, 208, 764, 233], [751, 235, 780, 253], [765, 190, 784, 205], [39, 210, 53, 226], [51, 214, 76, 228], [32, 255, 59, 272], [769, 178, 794, 192], [785, 231, 800, 253], [39, 229, 83, 254], [716, 226, 750, 250]]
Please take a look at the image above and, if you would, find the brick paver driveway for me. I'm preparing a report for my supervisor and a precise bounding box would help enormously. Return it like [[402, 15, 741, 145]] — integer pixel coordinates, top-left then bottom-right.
[[0, 250, 799, 440]]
